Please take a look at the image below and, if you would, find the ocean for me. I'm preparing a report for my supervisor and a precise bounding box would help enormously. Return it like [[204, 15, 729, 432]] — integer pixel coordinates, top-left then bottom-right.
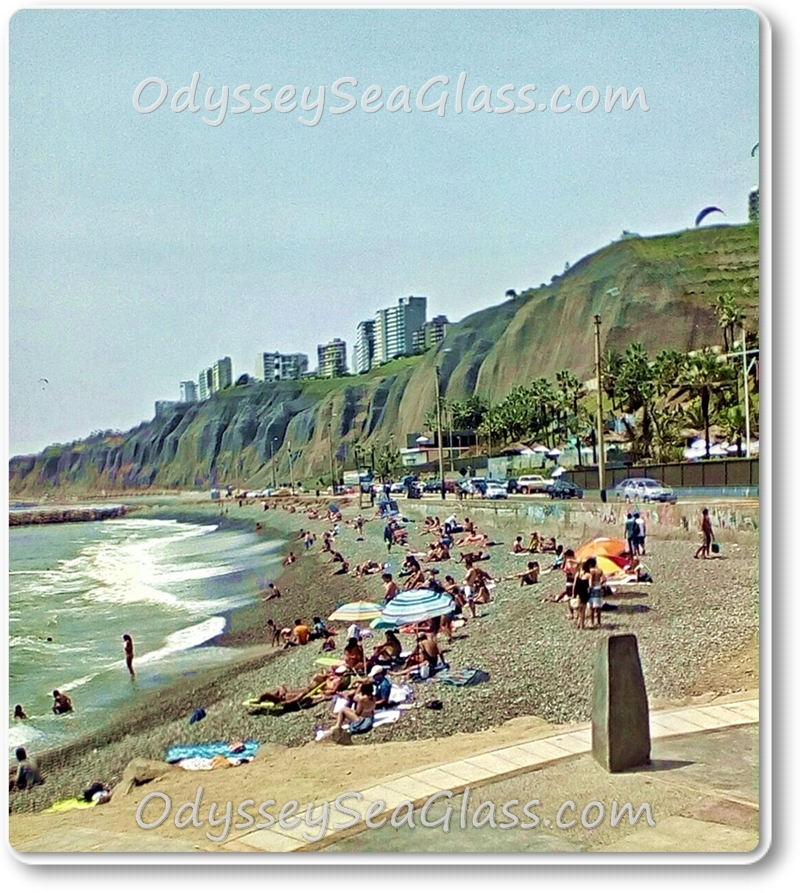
[[8, 515, 283, 756]]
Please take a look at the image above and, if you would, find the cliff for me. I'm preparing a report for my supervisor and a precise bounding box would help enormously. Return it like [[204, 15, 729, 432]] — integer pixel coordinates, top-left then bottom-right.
[[9, 223, 759, 495]]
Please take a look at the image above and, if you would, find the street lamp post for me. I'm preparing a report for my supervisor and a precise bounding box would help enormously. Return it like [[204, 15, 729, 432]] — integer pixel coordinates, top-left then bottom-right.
[[434, 365, 446, 500], [741, 324, 751, 458], [270, 437, 278, 490], [593, 314, 607, 501], [328, 413, 336, 496], [287, 441, 295, 495]]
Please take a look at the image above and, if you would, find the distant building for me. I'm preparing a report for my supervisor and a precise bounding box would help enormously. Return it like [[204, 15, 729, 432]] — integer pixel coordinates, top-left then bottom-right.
[[748, 187, 759, 223], [256, 352, 309, 382], [154, 400, 180, 418], [212, 356, 233, 392], [180, 380, 198, 403], [317, 338, 348, 378], [198, 368, 213, 401], [374, 295, 427, 365], [413, 314, 449, 352], [354, 320, 376, 373]]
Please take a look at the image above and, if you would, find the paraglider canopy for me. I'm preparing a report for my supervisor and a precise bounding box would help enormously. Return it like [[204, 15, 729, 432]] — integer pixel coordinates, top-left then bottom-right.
[[751, 142, 759, 157], [695, 206, 725, 227]]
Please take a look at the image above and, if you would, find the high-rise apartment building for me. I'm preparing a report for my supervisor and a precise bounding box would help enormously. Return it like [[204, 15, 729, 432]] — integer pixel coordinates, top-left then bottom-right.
[[256, 352, 309, 382], [180, 380, 198, 403], [212, 357, 233, 392], [317, 338, 348, 378], [412, 314, 450, 353], [198, 368, 213, 401], [354, 320, 376, 373], [374, 295, 427, 365]]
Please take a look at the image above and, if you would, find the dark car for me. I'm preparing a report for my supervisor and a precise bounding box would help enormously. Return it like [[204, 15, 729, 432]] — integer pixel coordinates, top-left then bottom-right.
[[546, 478, 584, 499]]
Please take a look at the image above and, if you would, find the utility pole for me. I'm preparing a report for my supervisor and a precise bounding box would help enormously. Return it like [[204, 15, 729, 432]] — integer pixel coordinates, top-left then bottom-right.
[[287, 442, 294, 495], [270, 437, 278, 490], [594, 314, 607, 501], [742, 324, 751, 458], [355, 444, 364, 510], [328, 415, 336, 496], [435, 365, 446, 500], [448, 406, 455, 473]]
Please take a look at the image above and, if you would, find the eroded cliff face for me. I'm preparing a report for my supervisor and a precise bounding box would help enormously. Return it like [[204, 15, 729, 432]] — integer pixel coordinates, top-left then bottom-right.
[[10, 224, 759, 495]]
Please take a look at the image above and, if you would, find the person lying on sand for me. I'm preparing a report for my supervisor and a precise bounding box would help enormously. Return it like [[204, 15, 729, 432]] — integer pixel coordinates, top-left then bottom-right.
[[458, 550, 490, 564], [455, 531, 489, 547], [354, 560, 383, 578], [330, 560, 350, 576], [282, 551, 297, 567]]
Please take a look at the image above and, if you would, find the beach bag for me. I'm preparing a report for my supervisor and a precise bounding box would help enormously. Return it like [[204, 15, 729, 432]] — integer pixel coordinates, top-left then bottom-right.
[[711, 542, 721, 554]]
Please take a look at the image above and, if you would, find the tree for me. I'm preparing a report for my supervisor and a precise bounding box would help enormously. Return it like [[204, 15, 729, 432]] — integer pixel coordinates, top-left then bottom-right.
[[675, 349, 736, 459]]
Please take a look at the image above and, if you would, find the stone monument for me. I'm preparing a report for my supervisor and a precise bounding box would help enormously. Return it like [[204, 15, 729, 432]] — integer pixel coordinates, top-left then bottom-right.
[[592, 633, 651, 772]]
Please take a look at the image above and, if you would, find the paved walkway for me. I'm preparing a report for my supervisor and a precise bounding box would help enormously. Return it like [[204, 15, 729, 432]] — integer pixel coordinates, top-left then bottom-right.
[[223, 697, 759, 853]]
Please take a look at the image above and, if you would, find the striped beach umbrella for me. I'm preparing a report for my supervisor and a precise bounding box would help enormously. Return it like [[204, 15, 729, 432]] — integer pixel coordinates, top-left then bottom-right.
[[373, 588, 455, 629], [328, 601, 383, 622]]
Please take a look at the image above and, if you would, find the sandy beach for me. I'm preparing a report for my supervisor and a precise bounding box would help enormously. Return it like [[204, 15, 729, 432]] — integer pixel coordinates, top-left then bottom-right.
[[8, 491, 759, 850]]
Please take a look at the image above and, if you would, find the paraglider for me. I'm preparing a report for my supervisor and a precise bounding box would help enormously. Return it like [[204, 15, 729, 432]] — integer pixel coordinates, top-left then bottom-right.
[[695, 206, 725, 227], [751, 142, 759, 157], [37, 378, 49, 390]]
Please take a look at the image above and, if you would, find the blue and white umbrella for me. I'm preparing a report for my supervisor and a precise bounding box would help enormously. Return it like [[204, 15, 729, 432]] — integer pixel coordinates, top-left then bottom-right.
[[372, 588, 455, 629]]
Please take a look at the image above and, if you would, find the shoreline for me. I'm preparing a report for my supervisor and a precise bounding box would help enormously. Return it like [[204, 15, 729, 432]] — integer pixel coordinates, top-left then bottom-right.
[[9, 492, 760, 819]]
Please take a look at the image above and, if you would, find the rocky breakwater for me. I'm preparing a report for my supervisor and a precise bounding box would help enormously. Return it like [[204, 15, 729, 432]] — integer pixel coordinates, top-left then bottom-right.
[[9, 504, 128, 527]]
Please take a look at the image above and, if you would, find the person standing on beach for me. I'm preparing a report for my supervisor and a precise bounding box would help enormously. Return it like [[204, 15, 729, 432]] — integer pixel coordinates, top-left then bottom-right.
[[383, 520, 395, 553], [624, 513, 638, 557], [634, 512, 647, 555], [694, 508, 715, 559], [122, 634, 135, 677]]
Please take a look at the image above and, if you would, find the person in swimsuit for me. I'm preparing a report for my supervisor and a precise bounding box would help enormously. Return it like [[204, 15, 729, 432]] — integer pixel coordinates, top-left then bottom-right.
[[333, 682, 376, 734], [122, 634, 135, 677], [558, 549, 579, 618], [694, 508, 715, 559], [574, 561, 593, 630], [586, 557, 606, 628]]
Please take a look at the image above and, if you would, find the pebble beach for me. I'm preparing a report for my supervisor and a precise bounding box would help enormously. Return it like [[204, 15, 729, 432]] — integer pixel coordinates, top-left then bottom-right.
[[9, 492, 759, 816]]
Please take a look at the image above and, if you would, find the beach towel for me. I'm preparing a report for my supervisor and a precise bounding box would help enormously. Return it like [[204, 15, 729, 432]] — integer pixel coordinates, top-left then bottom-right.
[[188, 707, 206, 724], [164, 739, 259, 764], [43, 797, 98, 814], [437, 667, 491, 686], [177, 756, 253, 771], [371, 708, 402, 729], [389, 682, 413, 705]]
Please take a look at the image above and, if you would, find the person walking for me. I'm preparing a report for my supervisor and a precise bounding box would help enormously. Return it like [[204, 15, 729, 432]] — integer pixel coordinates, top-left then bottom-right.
[[634, 512, 646, 556], [122, 634, 135, 677], [694, 507, 715, 559], [624, 512, 638, 557]]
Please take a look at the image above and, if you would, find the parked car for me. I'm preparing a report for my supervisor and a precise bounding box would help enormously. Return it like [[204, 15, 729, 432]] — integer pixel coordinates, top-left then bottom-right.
[[516, 474, 550, 494], [615, 477, 677, 503], [461, 477, 487, 496], [546, 478, 584, 499], [484, 481, 509, 500]]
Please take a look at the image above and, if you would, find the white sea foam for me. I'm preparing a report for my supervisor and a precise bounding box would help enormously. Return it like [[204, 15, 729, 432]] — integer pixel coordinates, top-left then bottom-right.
[[132, 616, 227, 666]]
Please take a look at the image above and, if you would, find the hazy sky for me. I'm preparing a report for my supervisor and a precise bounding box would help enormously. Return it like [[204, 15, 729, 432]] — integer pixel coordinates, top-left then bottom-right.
[[8, 7, 759, 456]]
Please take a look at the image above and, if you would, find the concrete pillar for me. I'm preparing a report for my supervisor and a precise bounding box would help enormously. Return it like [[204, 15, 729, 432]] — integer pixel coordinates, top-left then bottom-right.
[[592, 633, 651, 772]]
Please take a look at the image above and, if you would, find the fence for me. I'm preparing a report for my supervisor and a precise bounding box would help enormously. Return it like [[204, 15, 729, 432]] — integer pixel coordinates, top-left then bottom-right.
[[565, 458, 759, 492]]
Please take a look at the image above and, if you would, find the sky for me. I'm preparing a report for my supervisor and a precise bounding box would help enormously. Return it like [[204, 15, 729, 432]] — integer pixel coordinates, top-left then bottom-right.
[[7, 6, 760, 457]]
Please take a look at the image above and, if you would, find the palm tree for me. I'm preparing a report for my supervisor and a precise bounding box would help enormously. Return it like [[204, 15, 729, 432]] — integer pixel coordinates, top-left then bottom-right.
[[601, 349, 624, 413], [676, 349, 736, 459]]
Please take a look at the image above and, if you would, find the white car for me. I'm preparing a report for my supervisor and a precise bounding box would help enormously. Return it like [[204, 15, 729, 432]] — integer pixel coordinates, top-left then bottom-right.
[[484, 481, 508, 499], [615, 478, 677, 503], [516, 474, 550, 494]]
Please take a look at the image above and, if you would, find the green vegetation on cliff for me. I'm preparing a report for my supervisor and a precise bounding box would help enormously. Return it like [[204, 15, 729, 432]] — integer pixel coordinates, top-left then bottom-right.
[[9, 223, 759, 495]]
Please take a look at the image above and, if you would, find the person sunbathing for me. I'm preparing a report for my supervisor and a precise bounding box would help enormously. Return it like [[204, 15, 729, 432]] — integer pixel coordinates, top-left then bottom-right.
[[425, 541, 450, 562], [332, 682, 376, 734], [400, 634, 442, 675], [529, 531, 541, 552], [540, 537, 558, 554], [511, 536, 528, 554], [354, 560, 383, 578], [330, 560, 350, 576], [368, 631, 403, 668], [458, 550, 491, 564], [343, 637, 366, 673], [504, 560, 540, 586]]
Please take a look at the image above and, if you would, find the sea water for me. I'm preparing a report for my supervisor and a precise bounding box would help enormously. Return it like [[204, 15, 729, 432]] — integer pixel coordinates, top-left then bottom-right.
[[8, 516, 283, 755]]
